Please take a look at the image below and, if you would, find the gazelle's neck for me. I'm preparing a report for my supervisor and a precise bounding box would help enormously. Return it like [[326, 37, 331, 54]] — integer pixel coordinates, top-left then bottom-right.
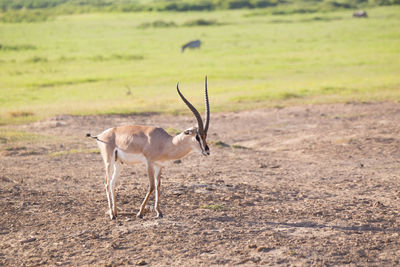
[[165, 133, 193, 160]]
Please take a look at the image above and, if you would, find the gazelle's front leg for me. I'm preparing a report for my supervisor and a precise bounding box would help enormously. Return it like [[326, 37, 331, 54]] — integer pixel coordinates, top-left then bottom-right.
[[137, 163, 155, 218], [154, 165, 163, 218]]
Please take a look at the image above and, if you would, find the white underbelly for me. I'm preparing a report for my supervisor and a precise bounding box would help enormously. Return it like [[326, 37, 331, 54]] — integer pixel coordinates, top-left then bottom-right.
[[116, 149, 147, 165]]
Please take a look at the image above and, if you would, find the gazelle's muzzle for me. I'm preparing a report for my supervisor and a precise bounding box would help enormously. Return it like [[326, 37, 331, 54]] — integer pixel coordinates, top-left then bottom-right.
[[200, 135, 210, 156], [202, 144, 210, 156]]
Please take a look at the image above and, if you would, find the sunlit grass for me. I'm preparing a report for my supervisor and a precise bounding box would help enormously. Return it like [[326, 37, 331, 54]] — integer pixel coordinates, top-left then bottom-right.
[[0, 129, 44, 144], [0, 6, 399, 124]]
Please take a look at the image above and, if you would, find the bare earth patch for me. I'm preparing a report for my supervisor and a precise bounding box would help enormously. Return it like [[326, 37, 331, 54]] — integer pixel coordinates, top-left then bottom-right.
[[1, 102, 400, 266]]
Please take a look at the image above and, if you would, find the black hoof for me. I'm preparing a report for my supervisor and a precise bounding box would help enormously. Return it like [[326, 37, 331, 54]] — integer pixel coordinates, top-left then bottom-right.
[[136, 213, 143, 219], [156, 212, 163, 218]]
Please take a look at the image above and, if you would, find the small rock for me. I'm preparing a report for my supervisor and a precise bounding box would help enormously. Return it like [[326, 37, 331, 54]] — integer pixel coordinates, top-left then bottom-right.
[[258, 246, 273, 252], [90, 232, 99, 239], [136, 260, 147, 266], [0, 177, 12, 183], [173, 159, 182, 164], [144, 205, 152, 213], [373, 201, 385, 208], [110, 242, 121, 249], [248, 244, 257, 249], [171, 190, 184, 196], [259, 163, 267, 168], [20, 237, 36, 244]]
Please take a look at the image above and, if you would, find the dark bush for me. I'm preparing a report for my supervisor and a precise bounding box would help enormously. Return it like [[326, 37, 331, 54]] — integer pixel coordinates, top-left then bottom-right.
[[183, 18, 220, 26], [0, 0, 67, 10], [0, 10, 51, 23], [0, 44, 36, 51], [227, 0, 254, 9], [0, 0, 399, 17], [138, 20, 177, 29], [255, 0, 279, 8], [158, 1, 214, 11], [325, 1, 354, 9], [26, 56, 48, 63]]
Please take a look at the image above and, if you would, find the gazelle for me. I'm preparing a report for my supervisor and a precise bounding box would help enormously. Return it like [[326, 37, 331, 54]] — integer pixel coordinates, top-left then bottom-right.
[[87, 77, 210, 219]]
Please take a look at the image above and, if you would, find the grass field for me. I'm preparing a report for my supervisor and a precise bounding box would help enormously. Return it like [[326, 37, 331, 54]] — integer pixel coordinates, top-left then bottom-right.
[[0, 6, 399, 125]]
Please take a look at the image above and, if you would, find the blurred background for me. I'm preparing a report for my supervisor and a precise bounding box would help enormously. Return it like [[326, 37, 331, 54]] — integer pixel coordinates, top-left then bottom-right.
[[0, 0, 399, 124]]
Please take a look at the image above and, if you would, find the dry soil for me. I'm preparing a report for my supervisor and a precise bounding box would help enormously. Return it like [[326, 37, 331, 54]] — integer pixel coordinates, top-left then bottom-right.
[[1, 102, 400, 266]]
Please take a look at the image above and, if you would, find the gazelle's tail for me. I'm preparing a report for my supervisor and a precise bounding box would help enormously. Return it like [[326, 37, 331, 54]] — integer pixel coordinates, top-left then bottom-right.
[[86, 133, 107, 144], [86, 133, 98, 140]]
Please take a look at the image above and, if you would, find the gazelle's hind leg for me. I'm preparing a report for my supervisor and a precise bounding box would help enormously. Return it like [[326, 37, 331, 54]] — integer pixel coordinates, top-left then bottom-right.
[[104, 163, 113, 219], [137, 164, 155, 218], [103, 148, 120, 220], [104, 172, 113, 219], [109, 161, 122, 219], [154, 166, 163, 218]]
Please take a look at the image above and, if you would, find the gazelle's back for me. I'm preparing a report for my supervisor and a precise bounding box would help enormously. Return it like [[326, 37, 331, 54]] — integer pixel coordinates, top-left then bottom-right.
[[98, 125, 171, 154]]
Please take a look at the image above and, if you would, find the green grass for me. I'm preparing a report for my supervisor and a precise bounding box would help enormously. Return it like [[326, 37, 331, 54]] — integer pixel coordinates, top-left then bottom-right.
[[0, 129, 44, 144], [0, 6, 399, 125], [211, 140, 231, 148]]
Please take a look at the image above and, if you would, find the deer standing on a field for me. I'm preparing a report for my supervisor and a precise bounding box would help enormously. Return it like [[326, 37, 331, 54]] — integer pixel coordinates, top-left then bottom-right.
[[87, 77, 210, 219]]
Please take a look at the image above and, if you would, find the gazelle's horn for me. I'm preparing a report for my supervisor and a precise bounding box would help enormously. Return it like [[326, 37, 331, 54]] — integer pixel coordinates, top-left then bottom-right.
[[177, 82, 204, 136], [203, 76, 210, 136]]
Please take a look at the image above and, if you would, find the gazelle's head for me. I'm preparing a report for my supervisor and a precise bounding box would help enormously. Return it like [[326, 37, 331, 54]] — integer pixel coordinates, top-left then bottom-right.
[[182, 126, 210, 156], [177, 76, 210, 156]]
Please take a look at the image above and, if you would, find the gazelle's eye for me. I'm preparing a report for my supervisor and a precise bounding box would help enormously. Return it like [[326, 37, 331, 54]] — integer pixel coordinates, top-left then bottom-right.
[[195, 135, 200, 142]]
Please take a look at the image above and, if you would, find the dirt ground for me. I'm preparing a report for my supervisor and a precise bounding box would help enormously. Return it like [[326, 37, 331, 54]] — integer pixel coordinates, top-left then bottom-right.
[[1, 102, 400, 266]]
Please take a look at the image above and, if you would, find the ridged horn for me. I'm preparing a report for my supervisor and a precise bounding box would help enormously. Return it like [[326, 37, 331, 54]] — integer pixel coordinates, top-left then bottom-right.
[[177, 82, 205, 136], [204, 76, 210, 136]]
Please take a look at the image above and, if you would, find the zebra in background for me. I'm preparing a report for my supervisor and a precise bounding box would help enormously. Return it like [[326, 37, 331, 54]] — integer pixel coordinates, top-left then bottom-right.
[[181, 40, 201, 53]]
